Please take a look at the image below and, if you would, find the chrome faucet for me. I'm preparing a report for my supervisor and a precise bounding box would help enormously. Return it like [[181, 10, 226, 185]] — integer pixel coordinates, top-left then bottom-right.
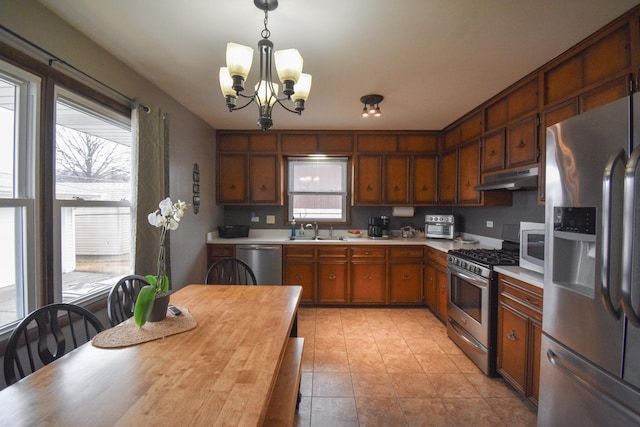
[[305, 223, 318, 239]]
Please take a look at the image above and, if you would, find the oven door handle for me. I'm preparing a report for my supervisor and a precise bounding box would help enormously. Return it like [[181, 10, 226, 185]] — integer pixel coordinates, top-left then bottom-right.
[[448, 263, 487, 288], [448, 317, 486, 352]]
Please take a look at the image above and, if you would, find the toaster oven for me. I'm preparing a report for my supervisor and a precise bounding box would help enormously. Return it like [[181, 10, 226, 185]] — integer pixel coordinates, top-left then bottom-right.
[[425, 215, 455, 239]]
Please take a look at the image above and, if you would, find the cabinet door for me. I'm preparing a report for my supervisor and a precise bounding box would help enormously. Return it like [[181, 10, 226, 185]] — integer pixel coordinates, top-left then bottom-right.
[[482, 130, 505, 173], [317, 261, 349, 303], [507, 115, 538, 169], [355, 155, 382, 205], [218, 154, 247, 203], [413, 155, 437, 204], [436, 269, 448, 321], [497, 303, 528, 395], [284, 261, 315, 304], [389, 262, 423, 304], [385, 155, 410, 204], [425, 264, 437, 308], [530, 319, 542, 405], [249, 155, 280, 204], [351, 262, 386, 303], [458, 141, 481, 204], [438, 151, 457, 204]]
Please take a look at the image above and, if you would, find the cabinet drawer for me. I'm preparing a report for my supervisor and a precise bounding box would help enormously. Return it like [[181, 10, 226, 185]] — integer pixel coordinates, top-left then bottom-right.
[[351, 247, 386, 259], [426, 249, 448, 269], [500, 276, 543, 319], [207, 244, 235, 258], [389, 247, 423, 259], [284, 246, 315, 258], [318, 246, 348, 258]]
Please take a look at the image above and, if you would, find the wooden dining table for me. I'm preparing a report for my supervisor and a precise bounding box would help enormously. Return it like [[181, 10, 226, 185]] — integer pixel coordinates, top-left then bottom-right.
[[0, 284, 303, 426]]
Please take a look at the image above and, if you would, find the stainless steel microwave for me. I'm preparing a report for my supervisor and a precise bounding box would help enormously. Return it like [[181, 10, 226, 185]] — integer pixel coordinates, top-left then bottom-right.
[[520, 221, 545, 274]]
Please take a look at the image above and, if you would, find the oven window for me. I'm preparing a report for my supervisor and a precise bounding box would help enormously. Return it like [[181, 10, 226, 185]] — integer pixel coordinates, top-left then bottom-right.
[[450, 275, 482, 323]]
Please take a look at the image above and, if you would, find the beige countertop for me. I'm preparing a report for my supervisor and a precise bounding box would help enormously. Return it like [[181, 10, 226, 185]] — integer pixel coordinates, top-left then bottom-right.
[[206, 229, 499, 252], [495, 265, 544, 289]]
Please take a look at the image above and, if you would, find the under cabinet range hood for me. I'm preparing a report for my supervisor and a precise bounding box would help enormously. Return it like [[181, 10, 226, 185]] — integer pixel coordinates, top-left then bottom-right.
[[474, 167, 538, 191]]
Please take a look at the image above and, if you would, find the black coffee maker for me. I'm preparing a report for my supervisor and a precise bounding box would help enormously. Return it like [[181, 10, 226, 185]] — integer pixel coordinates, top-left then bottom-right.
[[368, 216, 390, 239]]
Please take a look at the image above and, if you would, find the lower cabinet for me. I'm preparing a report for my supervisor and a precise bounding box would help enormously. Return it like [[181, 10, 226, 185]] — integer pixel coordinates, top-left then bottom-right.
[[389, 247, 424, 304], [425, 247, 448, 322], [350, 247, 386, 304], [497, 273, 543, 407], [283, 246, 316, 304], [317, 246, 349, 304]]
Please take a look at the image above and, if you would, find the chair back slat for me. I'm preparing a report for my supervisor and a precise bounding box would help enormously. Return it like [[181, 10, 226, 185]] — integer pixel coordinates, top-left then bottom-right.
[[106, 275, 150, 327]]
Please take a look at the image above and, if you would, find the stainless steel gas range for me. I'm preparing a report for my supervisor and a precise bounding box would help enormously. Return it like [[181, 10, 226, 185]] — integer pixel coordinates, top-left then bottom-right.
[[446, 248, 518, 376]]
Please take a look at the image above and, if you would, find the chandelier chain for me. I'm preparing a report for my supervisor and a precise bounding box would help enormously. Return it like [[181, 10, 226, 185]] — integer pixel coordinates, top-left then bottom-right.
[[261, 7, 270, 39]]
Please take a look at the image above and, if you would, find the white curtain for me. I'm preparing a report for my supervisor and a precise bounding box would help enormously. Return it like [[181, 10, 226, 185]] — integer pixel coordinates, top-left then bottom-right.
[[132, 104, 171, 282]]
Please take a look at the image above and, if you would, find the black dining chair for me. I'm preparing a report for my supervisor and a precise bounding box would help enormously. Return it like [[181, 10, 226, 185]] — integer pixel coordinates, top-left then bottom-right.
[[3, 303, 104, 386], [204, 258, 258, 285], [106, 275, 150, 327]]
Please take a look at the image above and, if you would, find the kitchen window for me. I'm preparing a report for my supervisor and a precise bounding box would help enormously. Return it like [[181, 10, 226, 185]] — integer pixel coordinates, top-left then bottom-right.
[[54, 88, 133, 303], [287, 157, 348, 223]]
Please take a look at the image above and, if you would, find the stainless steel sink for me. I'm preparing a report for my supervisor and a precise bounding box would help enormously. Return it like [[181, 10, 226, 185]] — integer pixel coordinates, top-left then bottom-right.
[[285, 236, 347, 241]]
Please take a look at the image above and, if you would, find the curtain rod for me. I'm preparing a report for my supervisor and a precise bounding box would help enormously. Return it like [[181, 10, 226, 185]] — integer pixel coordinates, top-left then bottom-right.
[[0, 23, 149, 112]]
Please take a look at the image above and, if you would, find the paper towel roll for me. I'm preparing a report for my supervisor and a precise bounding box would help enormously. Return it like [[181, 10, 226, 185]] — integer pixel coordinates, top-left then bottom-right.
[[392, 207, 415, 217]]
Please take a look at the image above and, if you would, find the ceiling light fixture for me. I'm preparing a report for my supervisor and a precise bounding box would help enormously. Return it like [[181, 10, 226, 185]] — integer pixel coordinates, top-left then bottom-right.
[[360, 94, 383, 118], [219, 0, 312, 131]]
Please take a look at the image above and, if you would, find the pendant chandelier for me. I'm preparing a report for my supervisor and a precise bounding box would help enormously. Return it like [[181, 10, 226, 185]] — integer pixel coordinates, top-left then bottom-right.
[[219, 0, 312, 131], [360, 94, 383, 117]]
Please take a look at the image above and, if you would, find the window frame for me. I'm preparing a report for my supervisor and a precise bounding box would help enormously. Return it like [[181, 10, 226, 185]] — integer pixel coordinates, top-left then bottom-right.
[[52, 86, 134, 305], [286, 156, 350, 224]]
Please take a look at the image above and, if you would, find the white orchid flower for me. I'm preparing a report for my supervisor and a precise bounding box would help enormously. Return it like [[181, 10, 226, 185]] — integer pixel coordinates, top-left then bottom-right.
[[148, 211, 164, 227], [166, 218, 179, 230], [158, 197, 174, 216]]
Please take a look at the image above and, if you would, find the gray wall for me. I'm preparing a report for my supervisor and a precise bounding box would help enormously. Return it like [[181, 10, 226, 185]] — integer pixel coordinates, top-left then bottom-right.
[[0, 0, 223, 291], [223, 189, 544, 239]]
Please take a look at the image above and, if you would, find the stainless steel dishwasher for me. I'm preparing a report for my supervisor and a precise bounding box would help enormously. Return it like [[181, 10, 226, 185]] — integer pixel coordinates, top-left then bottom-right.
[[236, 245, 282, 285]]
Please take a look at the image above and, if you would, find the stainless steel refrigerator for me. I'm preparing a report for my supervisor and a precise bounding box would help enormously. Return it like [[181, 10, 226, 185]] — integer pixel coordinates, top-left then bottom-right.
[[539, 93, 640, 425]]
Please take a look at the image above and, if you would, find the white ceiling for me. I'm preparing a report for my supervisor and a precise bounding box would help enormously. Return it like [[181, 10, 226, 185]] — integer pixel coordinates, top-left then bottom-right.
[[39, 0, 640, 131]]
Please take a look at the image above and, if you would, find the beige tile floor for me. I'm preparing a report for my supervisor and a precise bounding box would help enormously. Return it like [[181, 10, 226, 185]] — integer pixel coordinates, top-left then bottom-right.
[[294, 307, 537, 427]]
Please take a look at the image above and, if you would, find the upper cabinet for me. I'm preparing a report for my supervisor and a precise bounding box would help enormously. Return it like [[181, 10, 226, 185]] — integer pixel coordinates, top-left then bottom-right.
[[217, 132, 281, 205]]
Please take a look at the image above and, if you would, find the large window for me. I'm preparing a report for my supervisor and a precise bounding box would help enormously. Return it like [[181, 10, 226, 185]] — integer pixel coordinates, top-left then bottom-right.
[[287, 157, 348, 222], [0, 61, 38, 328], [54, 89, 133, 303]]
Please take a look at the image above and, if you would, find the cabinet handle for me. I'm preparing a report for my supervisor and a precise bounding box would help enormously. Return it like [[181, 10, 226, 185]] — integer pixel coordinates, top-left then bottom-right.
[[394, 185, 400, 191], [328, 273, 336, 280], [518, 139, 526, 148], [465, 181, 471, 187], [230, 184, 236, 190], [524, 297, 538, 306], [364, 251, 371, 255], [402, 273, 410, 280], [366, 185, 373, 191], [422, 185, 429, 191], [507, 329, 517, 341], [364, 273, 372, 280], [295, 273, 304, 280], [489, 149, 496, 157], [260, 184, 267, 191]]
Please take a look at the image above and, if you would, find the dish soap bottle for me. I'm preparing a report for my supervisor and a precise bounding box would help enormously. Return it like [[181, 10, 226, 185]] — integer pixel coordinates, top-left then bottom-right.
[[291, 218, 296, 237], [300, 223, 305, 236]]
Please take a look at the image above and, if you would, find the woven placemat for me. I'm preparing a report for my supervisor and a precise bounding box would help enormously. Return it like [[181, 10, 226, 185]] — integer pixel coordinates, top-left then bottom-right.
[[92, 307, 197, 348]]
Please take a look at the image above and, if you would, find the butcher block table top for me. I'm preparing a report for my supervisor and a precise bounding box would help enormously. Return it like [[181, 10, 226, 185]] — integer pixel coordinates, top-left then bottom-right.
[[0, 284, 302, 426]]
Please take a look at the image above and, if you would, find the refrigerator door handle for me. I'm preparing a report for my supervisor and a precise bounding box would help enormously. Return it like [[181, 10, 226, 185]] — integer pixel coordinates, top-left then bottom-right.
[[602, 148, 625, 319], [621, 148, 640, 326]]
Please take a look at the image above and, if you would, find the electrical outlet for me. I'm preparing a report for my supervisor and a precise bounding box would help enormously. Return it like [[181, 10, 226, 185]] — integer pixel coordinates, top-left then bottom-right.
[[486, 220, 494, 228], [266, 215, 275, 224], [251, 216, 260, 223]]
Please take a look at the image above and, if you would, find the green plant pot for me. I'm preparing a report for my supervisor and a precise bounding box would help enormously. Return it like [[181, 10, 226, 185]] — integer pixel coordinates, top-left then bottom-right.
[[148, 293, 170, 322]]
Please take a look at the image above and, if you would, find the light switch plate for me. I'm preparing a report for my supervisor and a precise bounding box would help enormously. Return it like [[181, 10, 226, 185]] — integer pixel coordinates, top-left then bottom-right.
[[251, 216, 260, 223], [266, 215, 276, 224], [486, 220, 494, 228]]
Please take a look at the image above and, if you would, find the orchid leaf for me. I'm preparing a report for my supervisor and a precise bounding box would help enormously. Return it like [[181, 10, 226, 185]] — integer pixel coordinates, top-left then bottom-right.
[[134, 285, 156, 327]]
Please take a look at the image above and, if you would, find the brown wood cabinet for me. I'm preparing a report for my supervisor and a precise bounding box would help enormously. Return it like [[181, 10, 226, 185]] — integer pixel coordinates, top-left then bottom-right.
[[506, 115, 539, 169], [497, 274, 544, 407], [350, 247, 386, 304], [317, 246, 349, 304], [283, 246, 316, 304], [388, 247, 424, 304], [217, 132, 281, 205], [413, 155, 438, 204], [481, 129, 506, 173], [206, 244, 235, 269], [438, 151, 457, 205], [354, 154, 383, 205], [425, 247, 448, 322], [385, 155, 410, 204], [457, 141, 481, 204]]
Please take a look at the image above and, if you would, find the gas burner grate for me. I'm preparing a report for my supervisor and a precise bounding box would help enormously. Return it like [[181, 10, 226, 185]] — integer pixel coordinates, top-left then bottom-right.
[[449, 248, 519, 266]]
